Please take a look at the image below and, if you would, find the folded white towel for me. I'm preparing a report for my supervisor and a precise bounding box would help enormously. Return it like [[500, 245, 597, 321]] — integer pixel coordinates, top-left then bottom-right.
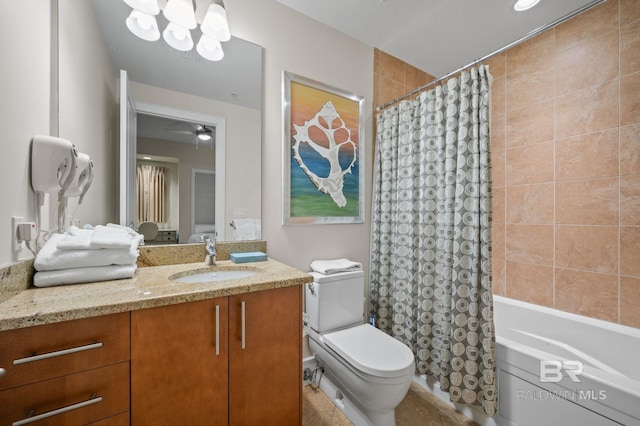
[[33, 264, 137, 287], [35, 233, 139, 272], [91, 225, 134, 249], [57, 226, 93, 250], [233, 218, 261, 241], [310, 258, 363, 275]]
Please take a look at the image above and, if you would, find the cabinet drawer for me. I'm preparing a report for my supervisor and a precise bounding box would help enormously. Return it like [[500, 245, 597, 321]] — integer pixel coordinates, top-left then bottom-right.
[[0, 313, 130, 390], [0, 361, 129, 426]]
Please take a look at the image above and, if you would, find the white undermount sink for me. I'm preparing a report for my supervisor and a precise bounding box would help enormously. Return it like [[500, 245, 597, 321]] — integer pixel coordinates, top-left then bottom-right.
[[170, 269, 257, 283]]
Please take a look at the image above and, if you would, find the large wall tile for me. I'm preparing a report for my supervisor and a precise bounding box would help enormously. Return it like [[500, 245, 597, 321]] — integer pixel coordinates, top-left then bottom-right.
[[492, 223, 505, 261], [492, 259, 506, 296], [491, 148, 505, 187], [506, 59, 555, 111], [620, 72, 640, 126], [621, 226, 640, 277], [506, 141, 554, 185], [506, 99, 555, 148], [555, 128, 619, 180], [620, 174, 640, 225], [556, 29, 619, 95], [556, 79, 619, 139], [491, 77, 506, 120], [493, 187, 505, 225], [621, 19, 640, 76], [491, 115, 506, 152], [505, 261, 554, 307], [621, 0, 640, 28], [620, 124, 640, 175], [506, 29, 555, 75], [556, 225, 618, 273], [506, 224, 554, 266], [620, 276, 640, 327], [506, 183, 554, 224], [555, 178, 619, 225], [555, 268, 618, 322], [555, 0, 619, 51]]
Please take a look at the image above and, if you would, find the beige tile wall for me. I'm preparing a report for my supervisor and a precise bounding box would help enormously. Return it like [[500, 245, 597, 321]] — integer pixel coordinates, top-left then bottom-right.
[[374, 0, 640, 328], [490, 0, 640, 328]]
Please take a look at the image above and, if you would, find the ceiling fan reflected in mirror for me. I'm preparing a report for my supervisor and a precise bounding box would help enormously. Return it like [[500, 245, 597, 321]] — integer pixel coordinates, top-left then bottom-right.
[[165, 122, 215, 149]]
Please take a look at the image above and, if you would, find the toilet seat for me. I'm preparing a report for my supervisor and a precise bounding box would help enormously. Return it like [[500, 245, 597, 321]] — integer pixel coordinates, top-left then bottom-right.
[[322, 324, 415, 378]]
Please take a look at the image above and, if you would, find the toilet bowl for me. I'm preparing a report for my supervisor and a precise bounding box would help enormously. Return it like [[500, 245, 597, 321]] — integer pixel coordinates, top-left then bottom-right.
[[306, 270, 415, 426]]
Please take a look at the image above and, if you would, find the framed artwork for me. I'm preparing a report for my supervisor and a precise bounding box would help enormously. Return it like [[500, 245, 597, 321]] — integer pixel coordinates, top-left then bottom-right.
[[282, 71, 365, 225]]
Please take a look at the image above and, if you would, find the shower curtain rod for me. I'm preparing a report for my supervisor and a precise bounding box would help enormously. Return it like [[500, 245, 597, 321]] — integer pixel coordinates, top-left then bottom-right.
[[376, 0, 606, 112]]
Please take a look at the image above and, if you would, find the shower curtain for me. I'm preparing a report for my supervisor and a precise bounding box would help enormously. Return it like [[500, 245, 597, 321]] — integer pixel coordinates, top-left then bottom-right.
[[370, 65, 497, 415], [137, 164, 168, 224]]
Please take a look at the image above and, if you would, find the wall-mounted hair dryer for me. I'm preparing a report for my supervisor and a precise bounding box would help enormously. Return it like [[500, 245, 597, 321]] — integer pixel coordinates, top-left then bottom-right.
[[31, 135, 78, 203], [65, 152, 94, 205]]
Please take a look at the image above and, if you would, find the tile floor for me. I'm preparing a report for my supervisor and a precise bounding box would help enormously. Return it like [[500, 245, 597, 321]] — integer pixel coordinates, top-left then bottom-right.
[[303, 382, 480, 426]]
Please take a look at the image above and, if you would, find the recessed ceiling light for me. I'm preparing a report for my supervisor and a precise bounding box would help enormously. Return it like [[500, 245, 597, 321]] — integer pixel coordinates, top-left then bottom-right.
[[514, 0, 540, 12], [143, 156, 152, 160]]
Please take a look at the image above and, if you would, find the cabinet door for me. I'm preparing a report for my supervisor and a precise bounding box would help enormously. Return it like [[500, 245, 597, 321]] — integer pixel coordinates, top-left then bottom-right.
[[131, 298, 229, 425], [229, 286, 302, 426]]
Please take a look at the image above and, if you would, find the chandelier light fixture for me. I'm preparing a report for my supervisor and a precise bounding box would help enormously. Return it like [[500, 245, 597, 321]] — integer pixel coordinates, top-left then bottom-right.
[[123, 0, 230, 61]]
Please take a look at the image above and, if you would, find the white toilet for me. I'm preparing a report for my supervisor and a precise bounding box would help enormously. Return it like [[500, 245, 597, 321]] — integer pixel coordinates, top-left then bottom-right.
[[306, 269, 415, 426]]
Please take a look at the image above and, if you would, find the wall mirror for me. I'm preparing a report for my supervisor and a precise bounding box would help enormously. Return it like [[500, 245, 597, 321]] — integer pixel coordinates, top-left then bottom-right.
[[59, 0, 262, 244]]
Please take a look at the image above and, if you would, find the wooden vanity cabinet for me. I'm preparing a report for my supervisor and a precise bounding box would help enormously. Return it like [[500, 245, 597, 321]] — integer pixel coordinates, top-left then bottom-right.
[[0, 312, 130, 425], [131, 285, 302, 425], [131, 297, 230, 424]]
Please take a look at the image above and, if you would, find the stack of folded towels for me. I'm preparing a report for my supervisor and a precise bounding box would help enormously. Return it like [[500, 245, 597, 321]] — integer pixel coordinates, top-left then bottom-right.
[[33, 224, 143, 288], [310, 258, 363, 275]]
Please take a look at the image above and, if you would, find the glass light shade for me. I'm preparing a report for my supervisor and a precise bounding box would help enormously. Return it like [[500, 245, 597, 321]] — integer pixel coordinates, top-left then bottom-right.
[[196, 34, 224, 61], [513, 0, 540, 11], [198, 133, 212, 141], [163, 22, 194, 51], [126, 10, 160, 41], [163, 0, 197, 29], [200, 3, 230, 42], [123, 0, 160, 15]]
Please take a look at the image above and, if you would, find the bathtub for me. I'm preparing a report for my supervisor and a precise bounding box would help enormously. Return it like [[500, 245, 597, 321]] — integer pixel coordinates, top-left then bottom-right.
[[414, 295, 640, 426]]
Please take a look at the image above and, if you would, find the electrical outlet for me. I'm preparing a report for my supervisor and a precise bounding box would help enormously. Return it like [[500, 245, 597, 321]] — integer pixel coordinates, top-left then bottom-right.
[[11, 216, 23, 253]]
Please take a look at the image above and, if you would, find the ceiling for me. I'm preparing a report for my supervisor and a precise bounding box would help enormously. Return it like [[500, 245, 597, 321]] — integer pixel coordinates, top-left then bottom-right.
[[275, 0, 604, 78]]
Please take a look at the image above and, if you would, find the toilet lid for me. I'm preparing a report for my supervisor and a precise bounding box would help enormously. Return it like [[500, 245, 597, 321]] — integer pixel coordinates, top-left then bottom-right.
[[322, 324, 415, 378]]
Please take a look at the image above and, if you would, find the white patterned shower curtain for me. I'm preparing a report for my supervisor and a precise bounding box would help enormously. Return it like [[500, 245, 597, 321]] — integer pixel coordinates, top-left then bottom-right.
[[370, 66, 497, 415]]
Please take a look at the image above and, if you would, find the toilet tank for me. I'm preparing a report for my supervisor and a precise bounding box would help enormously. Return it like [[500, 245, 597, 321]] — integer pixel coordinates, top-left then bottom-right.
[[306, 270, 365, 333]]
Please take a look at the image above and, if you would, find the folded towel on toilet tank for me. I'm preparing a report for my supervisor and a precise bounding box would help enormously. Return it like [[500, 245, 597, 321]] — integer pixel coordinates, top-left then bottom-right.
[[310, 258, 363, 275]]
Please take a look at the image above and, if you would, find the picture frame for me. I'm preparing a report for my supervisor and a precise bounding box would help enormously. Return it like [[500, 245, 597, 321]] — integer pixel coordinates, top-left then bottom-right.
[[282, 71, 365, 225]]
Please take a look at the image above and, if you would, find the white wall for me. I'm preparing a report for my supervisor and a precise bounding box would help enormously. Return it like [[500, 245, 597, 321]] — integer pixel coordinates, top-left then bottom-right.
[[228, 0, 375, 274], [0, 0, 53, 266], [58, 0, 117, 229]]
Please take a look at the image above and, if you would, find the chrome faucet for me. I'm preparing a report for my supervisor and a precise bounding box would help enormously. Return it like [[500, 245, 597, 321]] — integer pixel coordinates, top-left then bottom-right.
[[201, 234, 217, 266]]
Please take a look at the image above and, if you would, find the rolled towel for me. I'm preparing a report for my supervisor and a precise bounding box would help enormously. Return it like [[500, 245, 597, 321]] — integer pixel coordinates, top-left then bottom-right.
[[91, 225, 134, 249], [310, 258, 363, 275], [35, 233, 139, 272], [57, 226, 93, 250], [33, 264, 137, 287]]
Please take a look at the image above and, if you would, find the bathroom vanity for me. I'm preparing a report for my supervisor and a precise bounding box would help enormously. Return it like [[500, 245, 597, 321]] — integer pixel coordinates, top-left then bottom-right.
[[0, 256, 311, 425]]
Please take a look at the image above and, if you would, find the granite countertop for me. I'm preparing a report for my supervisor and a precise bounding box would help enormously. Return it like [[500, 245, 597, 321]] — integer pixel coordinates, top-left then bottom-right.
[[0, 258, 313, 331]]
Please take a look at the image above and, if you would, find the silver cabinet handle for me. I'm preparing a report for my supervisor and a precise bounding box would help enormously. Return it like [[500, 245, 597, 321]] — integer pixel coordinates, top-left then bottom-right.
[[13, 395, 102, 426], [215, 304, 220, 356], [0, 368, 6, 377], [241, 301, 246, 349], [13, 342, 103, 365]]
